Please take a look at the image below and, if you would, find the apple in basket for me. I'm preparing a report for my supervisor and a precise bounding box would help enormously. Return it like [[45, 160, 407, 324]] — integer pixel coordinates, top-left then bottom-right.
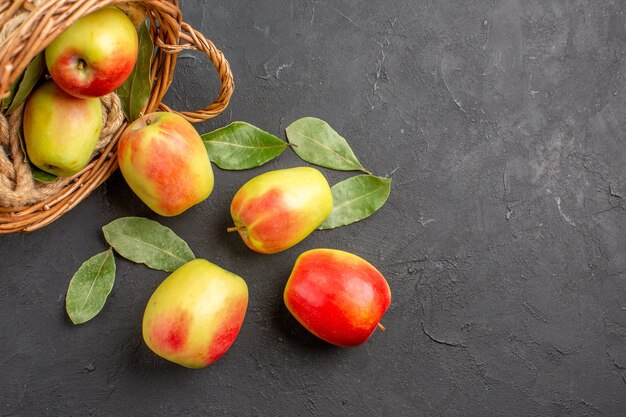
[[45, 6, 139, 98], [23, 81, 102, 177]]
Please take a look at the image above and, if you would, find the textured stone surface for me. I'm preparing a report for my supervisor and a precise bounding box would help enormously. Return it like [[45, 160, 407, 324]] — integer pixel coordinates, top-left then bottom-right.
[[1, 0, 625, 415]]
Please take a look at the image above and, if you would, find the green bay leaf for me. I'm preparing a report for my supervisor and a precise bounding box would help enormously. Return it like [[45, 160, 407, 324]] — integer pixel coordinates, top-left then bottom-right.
[[319, 175, 392, 230], [117, 21, 153, 121], [202, 122, 288, 170], [7, 53, 45, 114], [286, 117, 371, 174], [66, 248, 116, 325], [31, 168, 57, 183], [103, 217, 195, 272], [1, 72, 23, 111]]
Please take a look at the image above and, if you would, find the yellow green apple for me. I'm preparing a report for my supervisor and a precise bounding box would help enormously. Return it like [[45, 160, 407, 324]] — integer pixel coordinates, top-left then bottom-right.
[[23, 81, 102, 177], [45, 6, 138, 98], [142, 259, 248, 368], [117, 112, 214, 216], [229, 167, 333, 254], [284, 248, 391, 347]]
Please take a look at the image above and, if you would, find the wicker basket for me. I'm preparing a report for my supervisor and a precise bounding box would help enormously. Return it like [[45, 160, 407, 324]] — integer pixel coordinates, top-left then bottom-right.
[[0, 0, 234, 233]]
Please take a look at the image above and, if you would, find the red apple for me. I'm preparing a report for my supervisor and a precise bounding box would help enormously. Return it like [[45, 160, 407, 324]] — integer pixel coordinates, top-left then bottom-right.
[[229, 167, 333, 254], [45, 6, 138, 98], [142, 259, 248, 368], [117, 111, 214, 216], [284, 248, 391, 347]]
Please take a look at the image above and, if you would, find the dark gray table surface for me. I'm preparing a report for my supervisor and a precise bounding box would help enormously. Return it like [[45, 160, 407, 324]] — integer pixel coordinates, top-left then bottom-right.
[[2, 1, 626, 416]]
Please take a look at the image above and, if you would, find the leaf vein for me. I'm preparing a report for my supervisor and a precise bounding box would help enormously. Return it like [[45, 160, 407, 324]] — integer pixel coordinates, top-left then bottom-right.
[[333, 184, 387, 210], [77, 251, 111, 314], [109, 230, 186, 263], [293, 132, 362, 169], [208, 140, 286, 150]]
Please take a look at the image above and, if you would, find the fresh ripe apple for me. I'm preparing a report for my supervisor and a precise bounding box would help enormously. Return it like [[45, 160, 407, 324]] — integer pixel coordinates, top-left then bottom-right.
[[23, 81, 102, 177], [284, 248, 391, 347], [142, 259, 248, 368], [229, 167, 333, 254], [117, 112, 214, 216], [45, 6, 138, 98]]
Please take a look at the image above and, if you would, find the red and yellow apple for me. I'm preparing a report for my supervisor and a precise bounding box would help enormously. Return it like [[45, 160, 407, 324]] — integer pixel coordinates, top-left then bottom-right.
[[45, 6, 138, 98], [142, 259, 248, 368], [229, 167, 333, 254], [23, 81, 102, 177], [117, 111, 214, 216], [284, 248, 391, 347]]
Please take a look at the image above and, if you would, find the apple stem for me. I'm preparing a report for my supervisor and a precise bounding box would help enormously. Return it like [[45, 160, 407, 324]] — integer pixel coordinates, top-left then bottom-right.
[[227, 226, 240, 233], [377, 323, 386, 332]]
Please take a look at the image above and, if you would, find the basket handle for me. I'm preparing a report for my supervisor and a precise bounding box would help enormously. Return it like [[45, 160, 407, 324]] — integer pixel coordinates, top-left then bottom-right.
[[155, 21, 234, 124]]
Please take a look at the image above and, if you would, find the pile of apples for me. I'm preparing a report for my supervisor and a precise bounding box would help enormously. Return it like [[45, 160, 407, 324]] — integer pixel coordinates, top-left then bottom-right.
[[140, 166, 392, 368], [23, 7, 139, 177], [36, 6, 392, 368]]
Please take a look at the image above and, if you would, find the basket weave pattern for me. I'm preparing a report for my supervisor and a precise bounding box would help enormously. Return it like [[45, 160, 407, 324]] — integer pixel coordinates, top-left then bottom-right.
[[0, 0, 234, 233]]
